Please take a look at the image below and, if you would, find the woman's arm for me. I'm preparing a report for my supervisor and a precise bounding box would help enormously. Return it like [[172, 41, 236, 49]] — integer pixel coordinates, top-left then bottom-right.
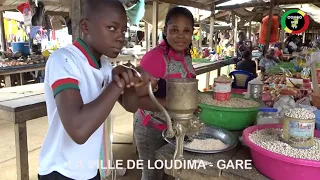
[[135, 79, 168, 112], [120, 79, 167, 113], [124, 49, 168, 113], [273, 56, 281, 63]]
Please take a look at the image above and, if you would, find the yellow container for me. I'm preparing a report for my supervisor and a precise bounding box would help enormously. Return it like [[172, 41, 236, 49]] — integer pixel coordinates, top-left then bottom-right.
[[282, 115, 315, 149]]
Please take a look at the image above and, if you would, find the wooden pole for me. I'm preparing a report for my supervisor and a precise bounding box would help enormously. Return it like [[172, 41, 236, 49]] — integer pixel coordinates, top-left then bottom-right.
[[249, 21, 252, 41], [197, 9, 202, 49], [0, 11, 6, 51], [199, 22, 203, 48], [209, 5, 215, 50], [152, 0, 159, 48], [232, 12, 238, 56], [70, 0, 83, 41], [264, 0, 275, 55], [145, 22, 150, 52]]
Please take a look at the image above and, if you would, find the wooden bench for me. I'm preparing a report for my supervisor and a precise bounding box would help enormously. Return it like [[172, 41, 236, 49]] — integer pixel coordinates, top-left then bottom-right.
[[0, 84, 46, 180]]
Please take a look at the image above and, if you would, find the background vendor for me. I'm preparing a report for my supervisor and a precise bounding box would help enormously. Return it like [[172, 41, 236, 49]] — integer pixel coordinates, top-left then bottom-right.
[[259, 49, 279, 75], [236, 50, 257, 77]]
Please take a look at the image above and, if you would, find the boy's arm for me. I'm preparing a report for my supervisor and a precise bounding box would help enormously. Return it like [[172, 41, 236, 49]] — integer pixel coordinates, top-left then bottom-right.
[[56, 82, 123, 144], [118, 87, 138, 113], [48, 51, 123, 145], [119, 76, 166, 113]]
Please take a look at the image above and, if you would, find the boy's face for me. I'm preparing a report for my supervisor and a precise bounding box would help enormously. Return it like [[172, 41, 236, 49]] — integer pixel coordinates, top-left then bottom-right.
[[81, 6, 127, 58]]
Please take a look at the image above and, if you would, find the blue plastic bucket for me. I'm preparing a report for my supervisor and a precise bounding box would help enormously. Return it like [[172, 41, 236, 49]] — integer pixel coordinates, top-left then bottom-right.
[[12, 42, 30, 55], [314, 110, 320, 130], [316, 120, 320, 130]]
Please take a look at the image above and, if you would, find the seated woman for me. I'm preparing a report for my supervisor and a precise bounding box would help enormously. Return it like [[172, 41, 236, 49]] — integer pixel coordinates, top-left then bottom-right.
[[259, 49, 279, 75], [236, 50, 257, 77]]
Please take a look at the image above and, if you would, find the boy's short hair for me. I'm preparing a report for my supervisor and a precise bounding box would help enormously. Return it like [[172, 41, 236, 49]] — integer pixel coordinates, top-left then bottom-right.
[[82, 0, 124, 19], [243, 50, 252, 59]]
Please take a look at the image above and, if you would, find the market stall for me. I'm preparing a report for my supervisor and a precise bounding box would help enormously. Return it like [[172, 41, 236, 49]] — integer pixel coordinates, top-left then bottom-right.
[[147, 0, 320, 180]]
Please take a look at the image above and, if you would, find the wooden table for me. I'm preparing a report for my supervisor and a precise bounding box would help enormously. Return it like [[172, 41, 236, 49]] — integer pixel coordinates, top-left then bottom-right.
[[156, 133, 269, 180], [0, 83, 46, 180], [0, 59, 235, 180], [0, 63, 46, 87], [193, 58, 236, 89], [0, 54, 145, 88]]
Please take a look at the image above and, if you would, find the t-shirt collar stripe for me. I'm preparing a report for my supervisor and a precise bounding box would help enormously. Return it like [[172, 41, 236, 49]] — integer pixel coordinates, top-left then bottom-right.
[[73, 38, 100, 69]]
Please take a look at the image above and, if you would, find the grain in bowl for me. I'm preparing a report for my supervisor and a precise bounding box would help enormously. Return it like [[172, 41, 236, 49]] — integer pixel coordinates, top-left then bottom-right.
[[184, 138, 228, 151], [249, 128, 320, 161], [198, 93, 260, 108]]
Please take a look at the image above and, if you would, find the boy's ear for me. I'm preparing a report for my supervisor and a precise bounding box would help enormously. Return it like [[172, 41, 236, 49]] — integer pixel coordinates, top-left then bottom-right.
[[79, 18, 89, 35]]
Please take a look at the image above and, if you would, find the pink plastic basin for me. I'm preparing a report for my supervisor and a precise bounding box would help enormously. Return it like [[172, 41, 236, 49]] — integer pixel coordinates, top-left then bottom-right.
[[243, 124, 320, 180]]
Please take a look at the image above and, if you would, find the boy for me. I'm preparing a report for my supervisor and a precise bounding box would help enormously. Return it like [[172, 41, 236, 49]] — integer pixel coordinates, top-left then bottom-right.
[[38, 0, 150, 179], [236, 50, 257, 77]]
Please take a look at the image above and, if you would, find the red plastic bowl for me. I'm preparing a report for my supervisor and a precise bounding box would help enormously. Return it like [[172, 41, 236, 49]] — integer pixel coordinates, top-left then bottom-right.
[[243, 124, 320, 180]]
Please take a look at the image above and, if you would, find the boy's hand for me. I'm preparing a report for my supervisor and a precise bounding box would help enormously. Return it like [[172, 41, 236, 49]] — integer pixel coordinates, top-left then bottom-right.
[[112, 65, 155, 89], [112, 66, 137, 88]]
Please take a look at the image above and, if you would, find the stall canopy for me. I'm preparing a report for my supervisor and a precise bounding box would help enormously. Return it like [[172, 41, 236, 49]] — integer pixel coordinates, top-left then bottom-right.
[[143, 0, 320, 30], [0, 0, 70, 16]]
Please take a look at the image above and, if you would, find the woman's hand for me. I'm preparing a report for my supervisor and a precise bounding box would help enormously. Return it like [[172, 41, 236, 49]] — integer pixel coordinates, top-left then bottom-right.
[[135, 66, 156, 87]]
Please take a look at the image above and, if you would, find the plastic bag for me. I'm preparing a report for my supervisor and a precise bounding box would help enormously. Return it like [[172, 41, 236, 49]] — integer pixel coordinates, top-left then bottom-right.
[[273, 96, 297, 118]]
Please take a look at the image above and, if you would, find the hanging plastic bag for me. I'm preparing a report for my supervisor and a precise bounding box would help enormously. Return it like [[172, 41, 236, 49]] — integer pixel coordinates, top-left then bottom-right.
[[124, 0, 145, 25], [17, 2, 32, 26]]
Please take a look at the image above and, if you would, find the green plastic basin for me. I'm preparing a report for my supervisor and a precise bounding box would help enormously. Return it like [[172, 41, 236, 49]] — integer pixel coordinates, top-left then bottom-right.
[[197, 93, 259, 131]]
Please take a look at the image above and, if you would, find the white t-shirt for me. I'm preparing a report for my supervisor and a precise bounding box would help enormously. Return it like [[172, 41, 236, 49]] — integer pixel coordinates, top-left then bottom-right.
[[38, 39, 113, 179]]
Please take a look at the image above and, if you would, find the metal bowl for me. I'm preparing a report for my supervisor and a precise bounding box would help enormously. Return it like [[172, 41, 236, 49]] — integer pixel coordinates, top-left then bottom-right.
[[162, 126, 238, 154]]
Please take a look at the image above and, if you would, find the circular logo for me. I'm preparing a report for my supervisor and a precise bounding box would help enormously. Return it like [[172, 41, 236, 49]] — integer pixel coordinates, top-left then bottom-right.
[[281, 9, 309, 34]]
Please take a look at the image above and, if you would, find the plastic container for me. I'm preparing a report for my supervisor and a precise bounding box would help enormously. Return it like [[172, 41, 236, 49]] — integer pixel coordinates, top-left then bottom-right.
[[213, 80, 232, 101], [257, 108, 279, 125], [243, 124, 320, 180], [282, 115, 315, 149], [12, 42, 30, 56], [198, 93, 259, 130]]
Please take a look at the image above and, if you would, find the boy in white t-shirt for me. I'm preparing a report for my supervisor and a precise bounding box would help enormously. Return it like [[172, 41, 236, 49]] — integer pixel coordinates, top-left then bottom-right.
[[38, 0, 151, 179]]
